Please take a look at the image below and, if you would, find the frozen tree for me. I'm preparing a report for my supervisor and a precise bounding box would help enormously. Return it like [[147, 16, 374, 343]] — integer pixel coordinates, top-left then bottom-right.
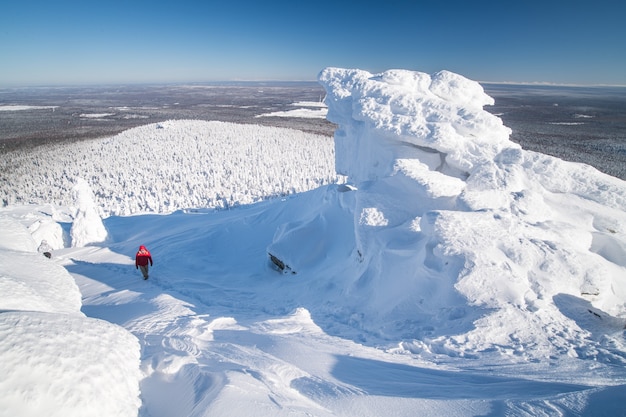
[[70, 178, 108, 247]]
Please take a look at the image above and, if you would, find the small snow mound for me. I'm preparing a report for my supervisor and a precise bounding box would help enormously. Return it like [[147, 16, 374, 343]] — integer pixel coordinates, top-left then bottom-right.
[[30, 218, 66, 250], [428, 70, 495, 107], [0, 216, 37, 253], [359, 207, 388, 227], [256, 308, 323, 335], [208, 316, 244, 330], [0, 250, 82, 314]]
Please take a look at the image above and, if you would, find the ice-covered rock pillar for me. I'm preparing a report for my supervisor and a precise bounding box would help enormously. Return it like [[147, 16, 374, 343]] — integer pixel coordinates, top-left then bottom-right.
[[318, 67, 518, 262], [318, 67, 515, 185]]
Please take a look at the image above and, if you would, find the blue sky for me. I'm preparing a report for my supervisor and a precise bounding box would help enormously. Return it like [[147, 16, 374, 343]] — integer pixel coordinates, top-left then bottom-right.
[[1, 0, 625, 86]]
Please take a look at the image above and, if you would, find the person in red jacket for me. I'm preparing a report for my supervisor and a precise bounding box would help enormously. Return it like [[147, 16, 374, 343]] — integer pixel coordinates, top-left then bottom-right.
[[135, 245, 153, 280]]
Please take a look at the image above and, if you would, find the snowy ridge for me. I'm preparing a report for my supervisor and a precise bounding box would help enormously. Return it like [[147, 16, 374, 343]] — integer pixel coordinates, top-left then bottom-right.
[[1, 120, 337, 216]]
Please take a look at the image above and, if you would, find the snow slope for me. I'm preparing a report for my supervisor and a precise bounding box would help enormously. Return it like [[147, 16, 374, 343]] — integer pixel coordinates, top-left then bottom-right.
[[1, 67, 626, 416]]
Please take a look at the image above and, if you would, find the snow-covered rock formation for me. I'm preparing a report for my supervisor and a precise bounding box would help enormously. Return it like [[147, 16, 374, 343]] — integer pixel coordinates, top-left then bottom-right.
[[271, 67, 626, 361]]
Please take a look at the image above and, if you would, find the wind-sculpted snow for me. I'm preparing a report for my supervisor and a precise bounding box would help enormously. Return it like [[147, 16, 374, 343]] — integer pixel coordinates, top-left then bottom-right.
[[1, 120, 337, 216], [318, 68, 515, 183], [0, 215, 141, 417]]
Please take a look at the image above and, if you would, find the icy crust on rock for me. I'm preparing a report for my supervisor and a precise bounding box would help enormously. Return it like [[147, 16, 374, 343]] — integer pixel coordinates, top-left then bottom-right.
[[0, 216, 141, 417], [313, 67, 626, 360]]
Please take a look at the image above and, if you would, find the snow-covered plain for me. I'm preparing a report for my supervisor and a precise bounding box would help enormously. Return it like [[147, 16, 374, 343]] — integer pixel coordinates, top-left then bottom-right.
[[1, 67, 626, 417], [257, 100, 328, 119], [0, 105, 58, 111]]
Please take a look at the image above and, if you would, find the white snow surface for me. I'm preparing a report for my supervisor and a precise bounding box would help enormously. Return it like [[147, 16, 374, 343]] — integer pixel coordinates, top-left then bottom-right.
[[1, 67, 626, 417], [257, 101, 328, 119], [0, 105, 58, 111]]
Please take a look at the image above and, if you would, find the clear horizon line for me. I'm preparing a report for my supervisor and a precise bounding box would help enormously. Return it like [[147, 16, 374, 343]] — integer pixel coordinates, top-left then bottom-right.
[[478, 80, 626, 88], [2, 78, 626, 89]]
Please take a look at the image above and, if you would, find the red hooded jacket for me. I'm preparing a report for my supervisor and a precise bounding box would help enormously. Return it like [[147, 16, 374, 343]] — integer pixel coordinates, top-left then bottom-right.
[[135, 245, 153, 267]]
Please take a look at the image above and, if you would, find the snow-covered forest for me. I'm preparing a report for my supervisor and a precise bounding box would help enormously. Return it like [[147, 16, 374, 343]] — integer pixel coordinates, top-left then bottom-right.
[[1, 120, 337, 215]]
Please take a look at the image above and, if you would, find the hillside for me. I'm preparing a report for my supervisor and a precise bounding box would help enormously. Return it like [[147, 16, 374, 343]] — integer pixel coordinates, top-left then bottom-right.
[[1, 68, 626, 417]]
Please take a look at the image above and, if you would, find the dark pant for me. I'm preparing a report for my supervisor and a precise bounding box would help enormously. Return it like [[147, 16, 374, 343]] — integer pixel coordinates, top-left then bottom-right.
[[139, 264, 149, 279]]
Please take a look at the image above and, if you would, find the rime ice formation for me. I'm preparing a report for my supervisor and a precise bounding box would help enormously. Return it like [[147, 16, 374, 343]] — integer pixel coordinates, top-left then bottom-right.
[[319, 68, 516, 185], [70, 178, 108, 247]]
